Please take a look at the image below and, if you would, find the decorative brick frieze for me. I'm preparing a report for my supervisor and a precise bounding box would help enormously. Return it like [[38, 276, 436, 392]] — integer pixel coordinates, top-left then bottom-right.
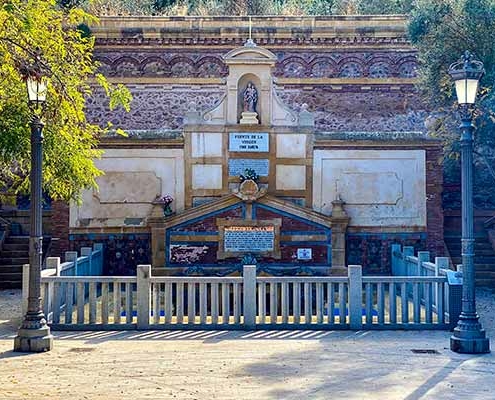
[[94, 49, 417, 80]]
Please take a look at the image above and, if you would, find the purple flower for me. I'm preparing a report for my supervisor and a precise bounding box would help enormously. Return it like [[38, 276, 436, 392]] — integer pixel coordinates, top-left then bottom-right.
[[153, 195, 174, 205]]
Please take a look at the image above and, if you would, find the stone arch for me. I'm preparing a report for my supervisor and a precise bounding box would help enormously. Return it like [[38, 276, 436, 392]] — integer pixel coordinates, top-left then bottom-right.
[[396, 56, 418, 78], [97, 57, 113, 76], [169, 56, 196, 77], [367, 56, 393, 78], [196, 56, 227, 78], [337, 57, 364, 78], [112, 56, 141, 77], [140, 57, 169, 76], [280, 56, 308, 78], [309, 57, 337, 78]]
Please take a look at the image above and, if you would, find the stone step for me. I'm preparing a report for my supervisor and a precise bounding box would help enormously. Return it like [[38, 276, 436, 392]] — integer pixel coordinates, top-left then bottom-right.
[[0, 265, 23, 273], [475, 264, 495, 272], [450, 258, 495, 266], [475, 271, 495, 279], [450, 249, 495, 257], [0, 271, 22, 280], [444, 234, 489, 239], [0, 257, 29, 265], [446, 242, 493, 249], [446, 240, 493, 246], [0, 280, 22, 289], [475, 279, 495, 288], [1, 250, 28, 258], [5, 236, 29, 245], [2, 243, 29, 251]]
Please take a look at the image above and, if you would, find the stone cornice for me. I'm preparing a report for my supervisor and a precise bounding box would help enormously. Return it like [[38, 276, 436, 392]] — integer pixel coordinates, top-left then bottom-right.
[[91, 15, 412, 48], [314, 132, 442, 147]]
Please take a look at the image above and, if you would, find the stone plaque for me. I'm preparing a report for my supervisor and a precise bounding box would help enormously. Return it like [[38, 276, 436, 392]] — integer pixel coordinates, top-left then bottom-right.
[[228, 159, 269, 176], [224, 226, 275, 252], [229, 133, 269, 152]]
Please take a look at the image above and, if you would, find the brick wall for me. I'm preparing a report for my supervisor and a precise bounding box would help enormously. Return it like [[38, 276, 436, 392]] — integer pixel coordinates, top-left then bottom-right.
[[50, 201, 70, 257], [425, 146, 445, 256]]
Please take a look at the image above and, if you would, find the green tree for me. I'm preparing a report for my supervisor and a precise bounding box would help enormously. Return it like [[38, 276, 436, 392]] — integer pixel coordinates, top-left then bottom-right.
[[331, 0, 412, 14], [409, 0, 495, 208], [0, 0, 131, 202]]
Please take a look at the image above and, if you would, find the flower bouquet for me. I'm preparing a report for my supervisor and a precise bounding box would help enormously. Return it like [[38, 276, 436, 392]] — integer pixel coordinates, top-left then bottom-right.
[[153, 194, 174, 216]]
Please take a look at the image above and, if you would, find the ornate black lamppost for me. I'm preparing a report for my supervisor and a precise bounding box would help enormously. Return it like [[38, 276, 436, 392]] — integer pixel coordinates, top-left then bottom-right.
[[449, 51, 490, 354], [14, 55, 53, 352]]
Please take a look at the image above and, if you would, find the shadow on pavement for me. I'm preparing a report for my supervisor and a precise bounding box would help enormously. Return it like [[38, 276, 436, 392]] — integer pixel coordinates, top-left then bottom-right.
[[46, 329, 375, 344]]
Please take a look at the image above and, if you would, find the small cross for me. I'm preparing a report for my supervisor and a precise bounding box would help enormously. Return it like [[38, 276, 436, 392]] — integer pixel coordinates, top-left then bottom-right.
[[244, 16, 256, 47]]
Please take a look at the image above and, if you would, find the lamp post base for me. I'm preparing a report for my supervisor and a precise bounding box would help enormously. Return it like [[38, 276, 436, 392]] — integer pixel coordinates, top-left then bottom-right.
[[450, 324, 490, 354], [14, 325, 53, 353]]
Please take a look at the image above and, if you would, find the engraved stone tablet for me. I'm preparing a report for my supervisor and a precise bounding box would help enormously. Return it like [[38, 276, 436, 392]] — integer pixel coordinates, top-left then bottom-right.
[[228, 159, 269, 176], [229, 133, 269, 152], [224, 226, 275, 252]]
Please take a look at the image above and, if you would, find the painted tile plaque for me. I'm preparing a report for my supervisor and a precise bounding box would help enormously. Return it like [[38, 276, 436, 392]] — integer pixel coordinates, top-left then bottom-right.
[[297, 248, 313, 260], [229, 133, 269, 152], [224, 226, 274, 252], [228, 159, 269, 177]]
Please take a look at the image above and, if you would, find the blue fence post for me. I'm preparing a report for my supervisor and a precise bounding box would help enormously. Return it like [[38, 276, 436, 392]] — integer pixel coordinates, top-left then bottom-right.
[[434, 257, 449, 310], [65, 251, 78, 276], [402, 247, 414, 276], [93, 243, 104, 275], [446, 270, 463, 329], [417, 251, 430, 276], [81, 247, 92, 275], [391, 244, 402, 275]]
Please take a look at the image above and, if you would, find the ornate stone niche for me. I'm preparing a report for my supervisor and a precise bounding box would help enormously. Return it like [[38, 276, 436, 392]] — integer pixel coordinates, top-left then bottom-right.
[[198, 42, 299, 127]]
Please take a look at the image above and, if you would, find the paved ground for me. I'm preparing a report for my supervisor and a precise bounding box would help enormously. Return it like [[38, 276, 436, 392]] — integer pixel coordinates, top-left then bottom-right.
[[1, 289, 494, 400]]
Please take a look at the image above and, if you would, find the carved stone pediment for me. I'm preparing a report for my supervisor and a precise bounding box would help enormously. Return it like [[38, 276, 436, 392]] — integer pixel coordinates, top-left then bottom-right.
[[224, 46, 277, 66]]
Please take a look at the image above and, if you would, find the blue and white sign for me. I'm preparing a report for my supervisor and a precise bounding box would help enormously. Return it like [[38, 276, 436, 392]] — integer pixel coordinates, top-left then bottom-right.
[[224, 226, 275, 253], [229, 133, 269, 152], [228, 159, 269, 177]]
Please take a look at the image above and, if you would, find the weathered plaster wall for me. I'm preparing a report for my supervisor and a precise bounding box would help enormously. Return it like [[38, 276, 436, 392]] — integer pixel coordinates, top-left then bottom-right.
[[70, 148, 184, 228], [313, 149, 426, 228]]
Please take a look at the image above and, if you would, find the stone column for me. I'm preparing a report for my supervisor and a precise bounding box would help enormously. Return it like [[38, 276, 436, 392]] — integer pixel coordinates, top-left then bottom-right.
[[330, 196, 350, 276], [147, 204, 166, 271]]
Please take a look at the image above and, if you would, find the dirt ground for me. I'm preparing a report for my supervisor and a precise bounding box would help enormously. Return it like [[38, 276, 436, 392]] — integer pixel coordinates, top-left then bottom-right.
[[1, 288, 494, 400]]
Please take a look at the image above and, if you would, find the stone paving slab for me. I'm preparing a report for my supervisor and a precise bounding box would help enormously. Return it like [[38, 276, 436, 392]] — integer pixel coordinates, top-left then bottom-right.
[[1, 290, 494, 400]]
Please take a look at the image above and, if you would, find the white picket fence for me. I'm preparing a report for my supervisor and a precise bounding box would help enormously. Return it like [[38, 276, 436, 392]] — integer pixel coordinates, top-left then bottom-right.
[[24, 261, 462, 331]]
